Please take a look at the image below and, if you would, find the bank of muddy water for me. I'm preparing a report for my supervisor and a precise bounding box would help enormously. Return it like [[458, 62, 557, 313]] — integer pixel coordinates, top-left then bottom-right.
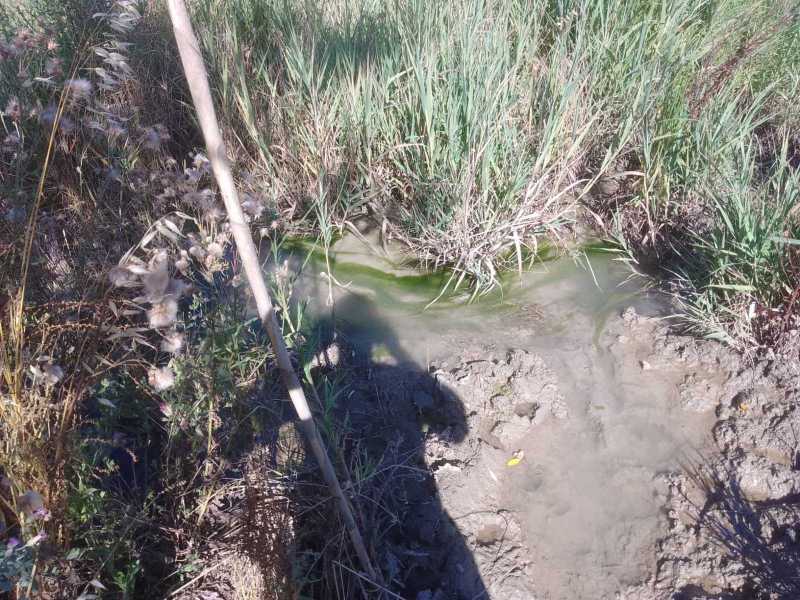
[[290, 233, 800, 599], [620, 311, 800, 600]]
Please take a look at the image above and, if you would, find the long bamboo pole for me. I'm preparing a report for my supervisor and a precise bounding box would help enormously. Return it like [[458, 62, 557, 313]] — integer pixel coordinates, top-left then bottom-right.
[[165, 0, 378, 581]]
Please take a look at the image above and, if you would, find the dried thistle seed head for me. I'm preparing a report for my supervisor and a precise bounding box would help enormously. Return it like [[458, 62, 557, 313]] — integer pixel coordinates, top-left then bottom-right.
[[17, 490, 44, 517], [43, 364, 64, 384], [38, 104, 57, 126], [45, 57, 62, 77], [204, 205, 224, 221], [3, 97, 21, 121], [207, 242, 224, 258], [12, 29, 35, 52], [190, 152, 210, 177], [143, 261, 170, 302], [241, 193, 265, 220], [29, 363, 63, 385], [58, 116, 76, 135], [175, 253, 190, 275], [141, 124, 170, 151], [160, 331, 184, 354], [64, 78, 92, 102], [108, 265, 136, 287], [147, 298, 178, 328], [148, 366, 175, 392], [190, 189, 224, 221]]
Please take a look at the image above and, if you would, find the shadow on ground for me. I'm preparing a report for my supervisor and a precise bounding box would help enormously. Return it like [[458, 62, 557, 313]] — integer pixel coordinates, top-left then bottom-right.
[[678, 460, 800, 599], [88, 268, 488, 598], [276, 289, 489, 599]]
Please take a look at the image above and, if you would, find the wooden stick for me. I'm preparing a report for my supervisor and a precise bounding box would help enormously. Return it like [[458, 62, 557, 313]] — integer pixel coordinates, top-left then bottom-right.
[[165, 0, 378, 581]]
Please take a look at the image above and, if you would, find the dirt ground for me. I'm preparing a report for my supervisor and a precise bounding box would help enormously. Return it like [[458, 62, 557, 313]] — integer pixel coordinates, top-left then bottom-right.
[[404, 306, 800, 599]]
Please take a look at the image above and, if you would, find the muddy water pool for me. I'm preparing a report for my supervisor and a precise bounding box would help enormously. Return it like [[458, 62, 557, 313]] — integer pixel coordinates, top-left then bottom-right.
[[291, 232, 713, 599]]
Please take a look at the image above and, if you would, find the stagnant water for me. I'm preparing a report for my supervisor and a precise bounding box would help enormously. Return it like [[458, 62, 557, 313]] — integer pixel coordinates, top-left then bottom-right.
[[291, 230, 711, 599]]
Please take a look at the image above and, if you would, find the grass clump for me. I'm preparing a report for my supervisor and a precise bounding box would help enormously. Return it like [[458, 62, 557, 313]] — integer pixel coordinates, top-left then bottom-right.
[[676, 138, 800, 348], [194, 0, 800, 347], [194, 0, 585, 293]]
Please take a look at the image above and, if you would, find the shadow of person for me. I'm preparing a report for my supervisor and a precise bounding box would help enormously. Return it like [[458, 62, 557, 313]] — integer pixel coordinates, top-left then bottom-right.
[[303, 290, 489, 599]]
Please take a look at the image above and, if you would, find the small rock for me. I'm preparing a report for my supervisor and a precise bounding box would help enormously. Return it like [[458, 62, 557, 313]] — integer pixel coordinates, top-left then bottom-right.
[[622, 306, 638, 323], [513, 401, 538, 419], [478, 419, 505, 450], [475, 521, 505, 546], [310, 342, 341, 368]]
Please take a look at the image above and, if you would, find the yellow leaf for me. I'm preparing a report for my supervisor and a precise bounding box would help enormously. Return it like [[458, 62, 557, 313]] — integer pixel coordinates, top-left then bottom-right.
[[506, 450, 524, 467]]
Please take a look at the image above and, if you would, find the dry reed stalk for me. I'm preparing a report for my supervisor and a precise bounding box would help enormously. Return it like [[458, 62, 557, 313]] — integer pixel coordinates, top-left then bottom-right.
[[165, 0, 378, 582]]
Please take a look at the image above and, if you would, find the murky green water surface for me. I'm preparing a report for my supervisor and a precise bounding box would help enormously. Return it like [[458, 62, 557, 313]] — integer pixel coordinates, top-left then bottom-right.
[[294, 231, 660, 365]]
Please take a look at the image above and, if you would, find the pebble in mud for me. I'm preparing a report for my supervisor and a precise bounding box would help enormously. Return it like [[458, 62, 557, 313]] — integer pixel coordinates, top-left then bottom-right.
[[513, 401, 538, 419], [475, 521, 505, 546]]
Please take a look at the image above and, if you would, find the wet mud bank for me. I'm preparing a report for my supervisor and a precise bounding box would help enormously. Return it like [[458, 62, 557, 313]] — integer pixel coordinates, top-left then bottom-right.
[[297, 235, 800, 599], [622, 310, 800, 600]]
